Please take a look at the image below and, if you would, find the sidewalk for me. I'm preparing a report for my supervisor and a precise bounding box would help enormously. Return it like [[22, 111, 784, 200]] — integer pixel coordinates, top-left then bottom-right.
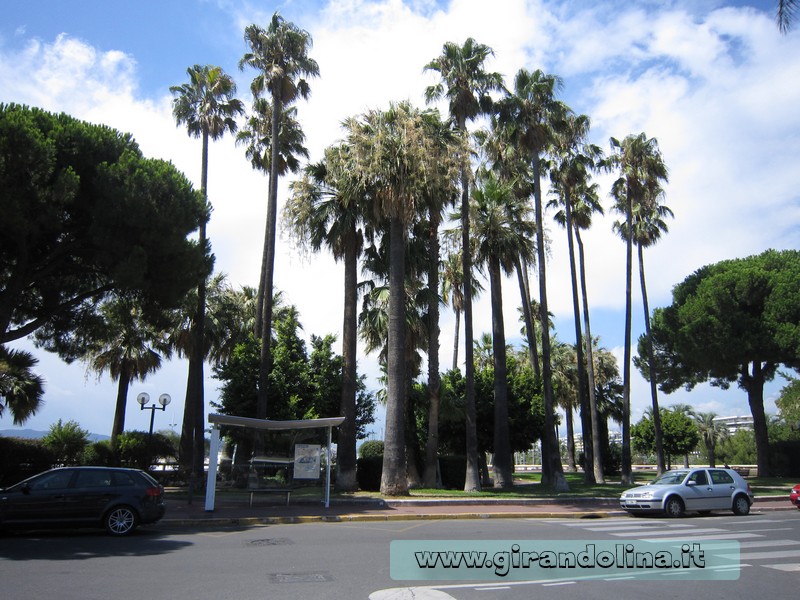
[[157, 493, 795, 528]]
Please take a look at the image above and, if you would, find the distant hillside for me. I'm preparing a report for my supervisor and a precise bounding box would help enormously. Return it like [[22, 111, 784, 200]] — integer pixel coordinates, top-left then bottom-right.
[[0, 429, 110, 442]]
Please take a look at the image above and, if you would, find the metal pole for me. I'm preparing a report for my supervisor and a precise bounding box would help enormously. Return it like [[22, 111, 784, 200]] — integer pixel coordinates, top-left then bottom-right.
[[205, 425, 221, 512], [325, 426, 332, 509]]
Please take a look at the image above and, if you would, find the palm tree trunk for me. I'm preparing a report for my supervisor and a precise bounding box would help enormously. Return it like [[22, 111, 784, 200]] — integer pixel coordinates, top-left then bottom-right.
[[638, 243, 665, 474], [564, 195, 593, 482], [489, 257, 513, 488], [460, 164, 480, 492], [381, 216, 408, 496], [451, 309, 461, 372], [621, 182, 634, 485], [423, 212, 442, 488], [575, 229, 605, 483], [515, 257, 540, 379], [111, 370, 131, 447], [336, 237, 359, 491], [256, 92, 283, 421], [532, 154, 568, 491], [565, 403, 576, 471]]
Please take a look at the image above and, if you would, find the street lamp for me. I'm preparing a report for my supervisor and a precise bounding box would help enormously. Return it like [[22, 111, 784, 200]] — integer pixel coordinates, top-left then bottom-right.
[[136, 392, 171, 440]]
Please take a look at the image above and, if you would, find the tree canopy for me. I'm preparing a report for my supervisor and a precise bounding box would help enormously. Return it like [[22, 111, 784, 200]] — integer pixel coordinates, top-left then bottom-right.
[[0, 104, 210, 351], [643, 249, 800, 475]]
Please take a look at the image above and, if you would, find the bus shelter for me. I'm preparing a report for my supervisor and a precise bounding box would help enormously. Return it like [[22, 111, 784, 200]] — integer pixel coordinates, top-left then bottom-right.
[[204, 413, 345, 512]]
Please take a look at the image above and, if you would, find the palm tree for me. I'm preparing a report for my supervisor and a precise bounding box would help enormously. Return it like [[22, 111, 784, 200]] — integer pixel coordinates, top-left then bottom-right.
[[284, 143, 364, 491], [613, 162, 672, 475], [694, 411, 727, 467], [496, 68, 569, 491], [778, 0, 798, 32], [441, 250, 465, 372], [550, 340, 579, 471], [170, 63, 243, 475], [345, 102, 463, 495], [548, 112, 604, 483], [239, 13, 319, 421], [85, 296, 170, 446], [0, 346, 44, 425], [471, 171, 536, 487], [609, 132, 669, 481], [424, 38, 504, 492], [238, 101, 309, 339]]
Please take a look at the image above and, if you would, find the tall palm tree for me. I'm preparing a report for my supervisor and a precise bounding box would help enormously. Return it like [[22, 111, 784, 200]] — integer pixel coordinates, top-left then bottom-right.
[[425, 38, 504, 492], [548, 112, 603, 483], [778, 0, 798, 32], [239, 13, 319, 421], [609, 132, 669, 482], [284, 143, 364, 491], [441, 250, 465, 372], [85, 296, 170, 446], [497, 68, 569, 491], [471, 170, 536, 487], [614, 165, 672, 475], [170, 64, 243, 475], [571, 181, 606, 482], [345, 102, 463, 495], [0, 346, 44, 425]]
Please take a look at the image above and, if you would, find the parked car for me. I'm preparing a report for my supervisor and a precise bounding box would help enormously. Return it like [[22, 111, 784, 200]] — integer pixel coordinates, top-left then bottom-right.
[[619, 468, 754, 517], [790, 484, 800, 509], [0, 466, 165, 535]]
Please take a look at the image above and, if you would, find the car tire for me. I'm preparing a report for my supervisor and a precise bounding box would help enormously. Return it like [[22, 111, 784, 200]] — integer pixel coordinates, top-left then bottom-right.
[[105, 505, 139, 536], [664, 496, 685, 518], [732, 494, 751, 516]]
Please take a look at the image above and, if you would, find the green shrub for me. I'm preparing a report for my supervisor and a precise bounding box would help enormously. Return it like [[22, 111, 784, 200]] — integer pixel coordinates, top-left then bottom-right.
[[0, 437, 56, 486], [356, 456, 382, 491], [82, 440, 116, 466], [358, 440, 384, 459]]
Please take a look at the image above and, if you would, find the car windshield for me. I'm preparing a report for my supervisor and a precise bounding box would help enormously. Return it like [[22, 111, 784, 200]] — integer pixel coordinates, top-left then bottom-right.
[[650, 471, 689, 485]]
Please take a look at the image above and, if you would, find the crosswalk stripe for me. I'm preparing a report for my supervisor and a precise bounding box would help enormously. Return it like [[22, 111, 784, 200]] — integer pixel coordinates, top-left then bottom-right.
[[612, 527, 726, 537], [739, 539, 800, 549], [639, 533, 762, 542], [765, 564, 800, 572], [719, 549, 800, 560]]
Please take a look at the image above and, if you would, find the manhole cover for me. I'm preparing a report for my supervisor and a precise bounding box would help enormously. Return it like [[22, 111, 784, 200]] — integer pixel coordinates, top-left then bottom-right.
[[269, 571, 334, 584], [247, 537, 294, 547]]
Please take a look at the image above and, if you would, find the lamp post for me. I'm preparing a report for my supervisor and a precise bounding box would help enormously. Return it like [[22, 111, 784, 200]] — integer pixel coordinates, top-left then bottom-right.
[[136, 392, 171, 441]]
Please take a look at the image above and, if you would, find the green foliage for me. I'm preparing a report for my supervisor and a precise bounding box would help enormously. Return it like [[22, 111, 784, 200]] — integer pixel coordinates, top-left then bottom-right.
[[82, 440, 116, 466], [358, 440, 384, 459], [0, 436, 56, 486], [776, 374, 800, 428], [632, 409, 699, 462], [212, 304, 376, 450], [116, 430, 176, 470], [41, 419, 90, 465], [0, 346, 45, 425], [0, 104, 209, 352], [716, 429, 756, 465]]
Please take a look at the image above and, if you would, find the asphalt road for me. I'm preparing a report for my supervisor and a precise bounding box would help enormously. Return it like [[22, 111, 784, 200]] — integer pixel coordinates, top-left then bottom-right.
[[1, 510, 798, 599]]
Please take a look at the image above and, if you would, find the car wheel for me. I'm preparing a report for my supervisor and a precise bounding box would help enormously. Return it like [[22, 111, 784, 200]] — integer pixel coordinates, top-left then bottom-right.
[[664, 496, 685, 518], [105, 506, 138, 536], [732, 494, 751, 516]]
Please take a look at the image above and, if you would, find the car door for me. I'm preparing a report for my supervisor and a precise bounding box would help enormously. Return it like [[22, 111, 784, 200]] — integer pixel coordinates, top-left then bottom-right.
[[1, 469, 76, 524], [707, 469, 738, 509], [683, 469, 715, 511], [63, 469, 117, 522]]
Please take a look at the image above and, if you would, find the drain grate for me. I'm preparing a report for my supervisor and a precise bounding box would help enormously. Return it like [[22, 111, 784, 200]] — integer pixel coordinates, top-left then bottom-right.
[[247, 537, 294, 547], [268, 571, 334, 584]]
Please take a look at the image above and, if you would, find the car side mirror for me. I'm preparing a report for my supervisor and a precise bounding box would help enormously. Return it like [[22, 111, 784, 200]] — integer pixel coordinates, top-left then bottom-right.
[[686, 480, 697, 487], [21, 483, 31, 495]]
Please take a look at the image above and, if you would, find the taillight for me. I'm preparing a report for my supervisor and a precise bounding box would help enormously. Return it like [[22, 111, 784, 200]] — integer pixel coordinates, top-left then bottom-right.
[[145, 487, 162, 497]]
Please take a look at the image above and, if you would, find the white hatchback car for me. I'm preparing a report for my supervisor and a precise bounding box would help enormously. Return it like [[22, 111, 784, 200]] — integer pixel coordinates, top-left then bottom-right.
[[619, 468, 754, 517]]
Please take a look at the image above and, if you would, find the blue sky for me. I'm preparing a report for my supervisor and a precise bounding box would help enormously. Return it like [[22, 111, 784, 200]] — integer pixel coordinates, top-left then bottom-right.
[[1, 0, 799, 439]]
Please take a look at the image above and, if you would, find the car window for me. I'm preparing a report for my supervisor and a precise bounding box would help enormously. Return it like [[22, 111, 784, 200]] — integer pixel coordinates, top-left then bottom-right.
[[75, 470, 112, 488], [709, 469, 734, 484], [29, 470, 74, 491], [688, 470, 708, 485], [111, 472, 138, 487], [651, 471, 689, 485]]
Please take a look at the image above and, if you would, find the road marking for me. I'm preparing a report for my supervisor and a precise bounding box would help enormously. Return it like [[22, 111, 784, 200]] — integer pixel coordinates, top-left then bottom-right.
[[370, 588, 457, 600], [765, 563, 800, 572], [639, 533, 762, 541], [612, 527, 726, 537], [584, 523, 692, 532], [720, 549, 800, 560], [739, 539, 800, 549]]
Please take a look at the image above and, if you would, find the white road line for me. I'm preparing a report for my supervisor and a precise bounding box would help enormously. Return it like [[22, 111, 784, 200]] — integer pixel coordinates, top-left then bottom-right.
[[765, 564, 800, 572], [613, 527, 726, 537], [584, 524, 692, 532], [739, 539, 800, 549], [639, 533, 762, 541], [719, 549, 800, 560]]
